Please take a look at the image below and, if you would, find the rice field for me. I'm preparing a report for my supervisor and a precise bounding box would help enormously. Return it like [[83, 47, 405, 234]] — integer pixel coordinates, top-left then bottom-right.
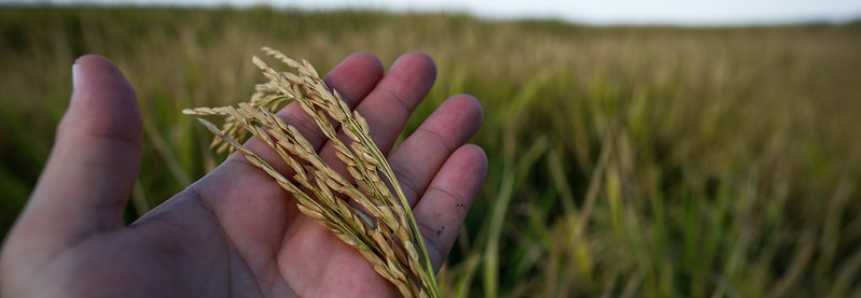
[[1, 7, 860, 297]]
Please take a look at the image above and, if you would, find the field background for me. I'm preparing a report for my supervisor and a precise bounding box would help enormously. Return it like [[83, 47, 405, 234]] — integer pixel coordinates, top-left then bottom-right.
[[1, 7, 860, 297]]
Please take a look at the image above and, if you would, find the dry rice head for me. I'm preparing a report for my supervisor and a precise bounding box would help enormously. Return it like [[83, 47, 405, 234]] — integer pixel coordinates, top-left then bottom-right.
[[183, 47, 439, 298]]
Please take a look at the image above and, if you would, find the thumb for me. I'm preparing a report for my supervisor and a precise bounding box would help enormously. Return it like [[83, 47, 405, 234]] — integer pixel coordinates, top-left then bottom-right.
[[17, 55, 141, 243]]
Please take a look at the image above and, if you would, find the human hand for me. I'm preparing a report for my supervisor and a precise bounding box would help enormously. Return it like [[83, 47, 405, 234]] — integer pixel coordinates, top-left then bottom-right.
[[0, 53, 487, 297]]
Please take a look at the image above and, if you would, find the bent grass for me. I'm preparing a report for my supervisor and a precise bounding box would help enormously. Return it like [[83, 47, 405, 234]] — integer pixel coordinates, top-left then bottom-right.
[[183, 47, 438, 298]]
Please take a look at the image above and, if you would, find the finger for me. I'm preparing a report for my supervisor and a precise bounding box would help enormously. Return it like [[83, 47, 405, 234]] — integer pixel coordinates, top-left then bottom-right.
[[234, 52, 385, 163], [353, 51, 437, 154], [200, 52, 383, 186], [218, 51, 435, 206], [273, 52, 385, 151], [321, 51, 437, 158], [414, 145, 487, 271], [20, 55, 141, 240], [388, 94, 483, 207], [316, 52, 437, 179]]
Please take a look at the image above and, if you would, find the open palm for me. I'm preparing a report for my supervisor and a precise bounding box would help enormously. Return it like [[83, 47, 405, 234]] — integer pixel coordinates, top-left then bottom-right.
[[0, 53, 487, 298]]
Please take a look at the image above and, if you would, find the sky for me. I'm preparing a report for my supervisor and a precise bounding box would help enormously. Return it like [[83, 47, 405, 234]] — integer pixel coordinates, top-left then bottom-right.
[[7, 0, 861, 26]]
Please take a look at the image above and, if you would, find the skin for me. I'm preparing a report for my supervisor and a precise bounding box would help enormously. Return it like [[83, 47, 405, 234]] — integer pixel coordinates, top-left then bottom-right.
[[0, 52, 487, 297]]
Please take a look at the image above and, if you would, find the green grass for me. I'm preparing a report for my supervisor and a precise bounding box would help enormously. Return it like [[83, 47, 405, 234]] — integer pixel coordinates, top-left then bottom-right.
[[1, 6, 860, 297]]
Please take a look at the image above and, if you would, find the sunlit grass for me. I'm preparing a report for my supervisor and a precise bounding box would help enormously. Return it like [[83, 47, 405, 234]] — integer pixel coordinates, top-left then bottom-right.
[[1, 7, 860, 297]]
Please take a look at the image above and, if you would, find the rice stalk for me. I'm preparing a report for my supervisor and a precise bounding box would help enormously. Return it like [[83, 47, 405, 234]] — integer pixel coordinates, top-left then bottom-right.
[[183, 47, 439, 298]]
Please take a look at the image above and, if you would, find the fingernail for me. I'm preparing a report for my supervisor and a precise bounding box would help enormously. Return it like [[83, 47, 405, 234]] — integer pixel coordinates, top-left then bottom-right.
[[72, 62, 81, 97]]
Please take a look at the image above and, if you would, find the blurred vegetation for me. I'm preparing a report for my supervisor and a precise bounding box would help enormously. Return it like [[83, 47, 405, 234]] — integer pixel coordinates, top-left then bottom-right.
[[1, 6, 860, 297]]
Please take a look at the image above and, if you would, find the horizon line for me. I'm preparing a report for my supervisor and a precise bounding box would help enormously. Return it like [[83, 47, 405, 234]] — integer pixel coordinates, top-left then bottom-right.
[[3, 0, 861, 28]]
